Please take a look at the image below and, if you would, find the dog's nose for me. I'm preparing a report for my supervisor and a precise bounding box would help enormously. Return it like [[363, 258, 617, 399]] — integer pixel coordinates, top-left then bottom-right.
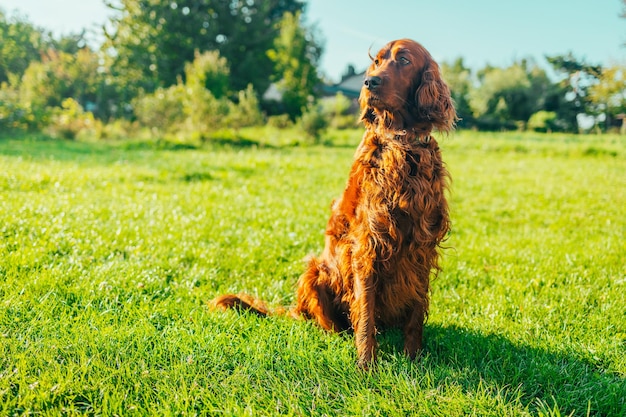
[[364, 76, 382, 91]]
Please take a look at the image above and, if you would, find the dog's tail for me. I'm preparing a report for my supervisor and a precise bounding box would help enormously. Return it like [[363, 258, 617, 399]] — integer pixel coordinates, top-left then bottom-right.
[[212, 293, 293, 318]]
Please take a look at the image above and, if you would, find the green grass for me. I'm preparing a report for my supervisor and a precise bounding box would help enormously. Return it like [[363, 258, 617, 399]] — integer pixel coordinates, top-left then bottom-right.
[[0, 129, 624, 416]]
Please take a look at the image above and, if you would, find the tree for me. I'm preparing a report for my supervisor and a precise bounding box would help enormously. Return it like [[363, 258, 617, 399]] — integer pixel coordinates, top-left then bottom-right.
[[181, 50, 231, 136], [132, 50, 263, 138], [184, 50, 230, 99], [527, 110, 558, 132], [0, 9, 87, 85], [470, 64, 525, 129], [469, 61, 549, 130], [588, 65, 626, 131], [546, 53, 601, 131], [48, 30, 88, 55], [441, 58, 474, 128], [19, 48, 101, 111], [267, 11, 322, 119], [103, 0, 306, 101], [0, 9, 97, 129], [0, 9, 45, 84]]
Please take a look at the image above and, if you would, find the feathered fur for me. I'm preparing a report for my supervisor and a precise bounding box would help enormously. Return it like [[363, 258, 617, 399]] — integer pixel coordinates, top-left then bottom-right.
[[213, 39, 456, 367]]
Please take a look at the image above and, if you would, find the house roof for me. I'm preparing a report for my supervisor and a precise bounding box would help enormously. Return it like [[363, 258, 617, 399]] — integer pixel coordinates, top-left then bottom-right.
[[263, 72, 366, 102], [322, 72, 365, 98], [262, 83, 283, 101]]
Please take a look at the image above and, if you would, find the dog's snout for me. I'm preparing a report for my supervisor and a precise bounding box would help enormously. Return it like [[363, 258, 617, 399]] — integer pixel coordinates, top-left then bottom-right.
[[364, 76, 382, 91]]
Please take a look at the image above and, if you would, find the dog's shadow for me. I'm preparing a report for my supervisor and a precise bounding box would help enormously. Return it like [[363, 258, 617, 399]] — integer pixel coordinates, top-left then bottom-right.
[[377, 324, 624, 415]]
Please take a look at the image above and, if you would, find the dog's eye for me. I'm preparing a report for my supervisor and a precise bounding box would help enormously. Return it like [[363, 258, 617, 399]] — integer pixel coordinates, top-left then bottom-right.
[[399, 57, 410, 65]]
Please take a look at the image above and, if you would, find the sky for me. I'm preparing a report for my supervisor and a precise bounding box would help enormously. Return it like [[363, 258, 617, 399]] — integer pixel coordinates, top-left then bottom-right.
[[1, 0, 625, 82]]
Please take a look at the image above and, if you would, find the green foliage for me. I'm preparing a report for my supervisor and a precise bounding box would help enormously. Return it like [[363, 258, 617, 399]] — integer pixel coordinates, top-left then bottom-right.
[[0, 9, 89, 93], [226, 84, 265, 129], [0, 82, 34, 130], [103, 0, 306, 100], [469, 61, 549, 130], [1, 3, 623, 136], [19, 49, 100, 111], [180, 51, 231, 139], [45, 98, 99, 140], [182, 87, 230, 141], [440, 57, 593, 132], [441, 58, 474, 127], [297, 101, 329, 142], [528, 111, 558, 132], [267, 114, 293, 129], [47, 30, 88, 55], [0, 9, 45, 84], [588, 64, 626, 130], [132, 51, 263, 140], [12, 46, 110, 128], [0, 131, 624, 415], [267, 11, 323, 119], [546, 53, 602, 129], [184, 50, 230, 99], [320, 92, 356, 129], [132, 84, 187, 136], [97, 118, 139, 141]]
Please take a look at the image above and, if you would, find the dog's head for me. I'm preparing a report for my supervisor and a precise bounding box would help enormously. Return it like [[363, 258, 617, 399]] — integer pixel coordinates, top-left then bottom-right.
[[359, 38, 456, 133]]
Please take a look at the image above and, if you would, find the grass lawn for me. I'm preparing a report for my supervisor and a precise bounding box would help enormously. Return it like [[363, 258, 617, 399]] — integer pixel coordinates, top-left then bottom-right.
[[0, 129, 624, 416]]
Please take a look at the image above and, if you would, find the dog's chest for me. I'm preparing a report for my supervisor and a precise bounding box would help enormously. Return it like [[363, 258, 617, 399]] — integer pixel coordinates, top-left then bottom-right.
[[351, 133, 440, 252], [358, 135, 425, 192]]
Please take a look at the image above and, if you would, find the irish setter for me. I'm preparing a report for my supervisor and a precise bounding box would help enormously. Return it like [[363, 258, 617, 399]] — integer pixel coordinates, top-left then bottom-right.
[[214, 39, 456, 367]]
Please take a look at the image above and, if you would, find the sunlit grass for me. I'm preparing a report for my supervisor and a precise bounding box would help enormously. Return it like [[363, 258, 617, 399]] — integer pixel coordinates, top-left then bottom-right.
[[0, 129, 624, 415]]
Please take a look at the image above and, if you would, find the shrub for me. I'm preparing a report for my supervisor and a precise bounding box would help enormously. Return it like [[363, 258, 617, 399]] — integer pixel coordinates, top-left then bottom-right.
[[184, 50, 230, 99], [46, 98, 98, 140], [298, 101, 328, 143], [99, 118, 139, 140], [131, 51, 267, 141], [132, 85, 186, 136], [528, 111, 558, 132], [19, 49, 100, 114], [0, 82, 31, 130], [183, 87, 230, 141], [267, 114, 292, 129], [226, 84, 264, 129], [320, 93, 357, 129]]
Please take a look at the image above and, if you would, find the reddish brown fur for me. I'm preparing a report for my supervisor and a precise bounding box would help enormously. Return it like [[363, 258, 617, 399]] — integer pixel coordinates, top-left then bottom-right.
[[213, 39, 456, 367]]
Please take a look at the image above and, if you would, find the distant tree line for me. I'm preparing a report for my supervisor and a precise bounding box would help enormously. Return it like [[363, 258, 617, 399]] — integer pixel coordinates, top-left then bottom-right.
[[440, 55, 624, 132], [1, 0, 624, 140]]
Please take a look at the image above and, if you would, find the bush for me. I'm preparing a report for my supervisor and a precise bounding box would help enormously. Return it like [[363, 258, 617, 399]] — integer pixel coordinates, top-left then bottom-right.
[[0, 82, 30, 130], [179, 50, 232, 141], [298, 102, 328, 143], [267, 114, 292, 129], [528, 111, 558, 132], [46, 98, 99, 140], [131, 51, 267, 141], [132, 84, 186, 136], [183, 86, 230, 141], [321, 93, 357, 129], [99, 118, 139, 140], [225, 84, 264, 129], [19, 49, 100, 115], [184, 50, 230, 99], [319, 92, 356, 129]]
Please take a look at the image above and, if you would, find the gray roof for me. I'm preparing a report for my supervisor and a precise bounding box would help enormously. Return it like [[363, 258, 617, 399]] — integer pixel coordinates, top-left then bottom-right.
[[323, 72, 365, 98]]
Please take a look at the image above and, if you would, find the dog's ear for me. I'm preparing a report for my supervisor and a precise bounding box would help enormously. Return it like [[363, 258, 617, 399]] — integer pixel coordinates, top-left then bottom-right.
[[359, 87, 376, 128], [414, 61, 457, 132]]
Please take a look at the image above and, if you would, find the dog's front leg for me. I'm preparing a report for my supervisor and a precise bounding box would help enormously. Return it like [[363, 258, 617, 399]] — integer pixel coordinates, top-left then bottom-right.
[[402, 300, 427, 360], [351, 260, 377, 368]]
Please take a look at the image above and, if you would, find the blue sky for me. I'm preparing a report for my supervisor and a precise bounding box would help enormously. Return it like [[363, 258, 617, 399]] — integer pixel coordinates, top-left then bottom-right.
[[2, 0, 625, 81]]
